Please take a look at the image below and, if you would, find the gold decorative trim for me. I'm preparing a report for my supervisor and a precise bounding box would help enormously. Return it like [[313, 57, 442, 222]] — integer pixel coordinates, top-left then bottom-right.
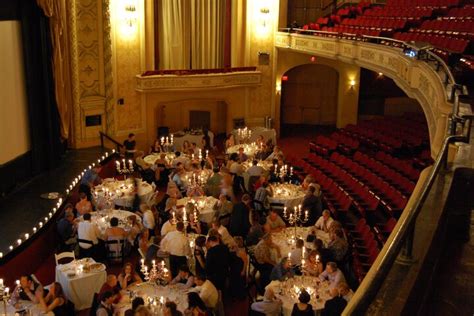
[[135, 71, 263, 92]]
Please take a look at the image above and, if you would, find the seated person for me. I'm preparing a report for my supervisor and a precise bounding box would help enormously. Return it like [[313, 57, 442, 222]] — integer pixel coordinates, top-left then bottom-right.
[[75, 192, 93, 215], [185, 293, 208, 316], [124, 297, 145, 316], [289, 238, 304, 266], [118, 262, 142, 289], [99, 275, 121, 304], [127, 215, 143, 246], [322, 287, 347, 316], [161, 217, 177, 236], [328, 228, 349, 263], [105, 217, 127, 240], [302, 250, 324, 277], [213, 194, 233, 225], [39, 282, 70, 316], [314, 210, 334, 233], [56, 206, 77, 249], [254, 181, 273, 212], [264, 209, 286, 233], [11, 275, 44, 305], [96, 291, 115, 316], [170, 265, 195, 289], [250, 288, 282, 316], [338, 282, 354, 302], [211, 219, 236, 249], [164, 301, 183, 316], [254, 233, 281, 287], [291, 289, 313, 316], [270, 257, 294, 281], [194, 274, 219, 310], [319, 262, 346, 289]]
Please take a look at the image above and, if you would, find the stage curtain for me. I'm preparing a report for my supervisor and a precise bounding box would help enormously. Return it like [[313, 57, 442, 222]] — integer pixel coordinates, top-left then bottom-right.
[[230, 0, 247, 67], [36, 0, 73, 140], [190, 0, 225, 69], [157, 0, 190, 69]]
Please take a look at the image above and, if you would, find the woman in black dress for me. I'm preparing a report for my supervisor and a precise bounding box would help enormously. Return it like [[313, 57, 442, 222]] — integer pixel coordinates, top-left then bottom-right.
[[38, 282, 72, 316], [194, 235, 207, 276], [291, 289, 313, 316]]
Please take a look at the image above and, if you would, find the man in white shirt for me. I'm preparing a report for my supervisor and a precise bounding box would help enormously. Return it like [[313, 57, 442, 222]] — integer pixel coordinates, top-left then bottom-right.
[[77, 213, 102, 258], [250, 288, 282, 316], [314, 209, 334, 233], [161, 218, 176, 236], [194, 274, 219, 309], [140, 204, 155, 234], [211, 220, 236, 249], [160, 221, 191, 277], [247, 160, 264, 177], [289, 238, 304, 266], [319, 262, 346, 289]]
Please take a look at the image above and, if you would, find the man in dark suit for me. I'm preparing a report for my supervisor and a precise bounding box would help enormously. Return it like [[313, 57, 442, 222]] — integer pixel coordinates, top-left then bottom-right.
[[229, 194, 252, 237], [302, 185, 323, 225], [205, 235, 230, 291], [322, 288, 347, 316]]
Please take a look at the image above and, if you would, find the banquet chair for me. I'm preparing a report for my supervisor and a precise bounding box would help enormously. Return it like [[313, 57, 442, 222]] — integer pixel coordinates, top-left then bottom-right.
[[105, 238, 125, 264], [55, 251, 75, 265]]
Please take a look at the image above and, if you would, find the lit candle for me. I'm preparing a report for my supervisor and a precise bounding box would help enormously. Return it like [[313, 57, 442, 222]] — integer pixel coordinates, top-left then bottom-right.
[[24, 233, 29, 239], [161, 261, 165, 269], [288, 252, 291, 260], [9, 246, 13, 251], [141, 259, 145, 267], [160, 296, 165, 304], [283, 207, 287, 218], [66, 189, 69, 194], [129, 160, 133, 169], [0, 252, 3, 258], [172, 211, 176, 222], [152, 260, 156, 267], [39, 222, 43, 227], [15, 280, 20, 286], [183, 210, 187, 221], [0, 279, 3, 287], [5, 287, 9, 294], [301, 259, 305, 267], [17, 239, 21, 245], [33, 227, 37, 233]]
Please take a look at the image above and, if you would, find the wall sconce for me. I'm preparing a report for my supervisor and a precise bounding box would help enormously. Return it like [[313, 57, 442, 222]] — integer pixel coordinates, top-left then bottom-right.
[[260, 7, 270, 27], [349, 79, 356, 89], [124, 4, 137, 27], [276, 82, 282, 94]]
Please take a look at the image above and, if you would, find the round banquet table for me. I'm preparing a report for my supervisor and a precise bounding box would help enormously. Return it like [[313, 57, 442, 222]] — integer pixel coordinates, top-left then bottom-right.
[[233, 127, 277, 145], [177, 196, 219, 224], [268, 183, 305, 210], [265, 276, 332, 316], [4, 301, 53, 316], [116, 283, 189, 316], [88, 209, 142, 234], [179, 169, 213, 189], [241, 159, 272, 190], [143, 153, 176, 166], [226, 143, 260, 157], [173, 130, 214, 150], [93, 178, 155, 208], [271, 227, 331, 262]]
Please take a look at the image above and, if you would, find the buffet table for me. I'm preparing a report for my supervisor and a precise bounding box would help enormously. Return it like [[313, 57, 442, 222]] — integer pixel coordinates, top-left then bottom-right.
[[55, 258, 107, 310]]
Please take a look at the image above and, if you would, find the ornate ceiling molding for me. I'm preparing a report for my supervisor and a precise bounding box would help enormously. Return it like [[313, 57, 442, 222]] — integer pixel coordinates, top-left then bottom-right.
[[135, 71, 263, 92]]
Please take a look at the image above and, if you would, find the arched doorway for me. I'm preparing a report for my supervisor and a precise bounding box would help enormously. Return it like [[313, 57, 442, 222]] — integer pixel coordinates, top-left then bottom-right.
[[280, 64, 338, 137]]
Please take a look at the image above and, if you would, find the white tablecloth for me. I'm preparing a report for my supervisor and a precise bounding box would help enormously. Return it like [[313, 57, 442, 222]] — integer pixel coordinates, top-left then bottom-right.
[[226, 143, 260, 157], [55, 258, 107, 310], [268, 184, 305, 210], [173, 131, 214, 150], [93, 178, 155, 208], [177, 196, 219, 224], [233, 127, 277, 145], [266, 276, 331, 315], [116, 283, 189, 316], [89, 209, 142, 235], [272, 227, 330, 261], [144, 153, 176, 166], [4, 300, 53, 316]]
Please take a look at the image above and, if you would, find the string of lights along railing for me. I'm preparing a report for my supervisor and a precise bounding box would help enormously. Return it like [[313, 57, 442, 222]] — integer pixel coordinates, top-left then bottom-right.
[[0, 149, 117, 259]]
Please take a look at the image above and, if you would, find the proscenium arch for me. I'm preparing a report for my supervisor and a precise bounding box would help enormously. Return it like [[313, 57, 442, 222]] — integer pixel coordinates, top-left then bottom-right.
[[274, 35, 453, 157], [280, 63, 339, 130]]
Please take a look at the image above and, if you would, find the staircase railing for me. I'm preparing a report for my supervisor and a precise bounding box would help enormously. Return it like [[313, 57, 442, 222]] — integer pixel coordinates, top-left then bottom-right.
[[99, 131, 123, 152]]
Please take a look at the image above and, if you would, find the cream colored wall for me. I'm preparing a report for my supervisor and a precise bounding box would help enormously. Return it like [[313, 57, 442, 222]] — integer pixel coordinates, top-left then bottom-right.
[[275, 49, 360, 130]]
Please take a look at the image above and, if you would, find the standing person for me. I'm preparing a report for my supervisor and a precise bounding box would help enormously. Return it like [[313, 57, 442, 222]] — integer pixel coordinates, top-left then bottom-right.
[[160, 222, 192, 277], [225, 134, 235, 149], [229, 237, 248, 300], [79, 165, 102, 200], [302, 186, 322, 226], [205, 235, 230, 291], [123, 133, 137, 158], [229, 194, 252, 237], [194, 236, 207, 277], [39, 282, 71, 316], [77, 213, 102, 259]]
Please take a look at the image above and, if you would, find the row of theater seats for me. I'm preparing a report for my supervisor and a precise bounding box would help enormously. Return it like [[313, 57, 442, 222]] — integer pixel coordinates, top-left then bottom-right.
[[363, 6, 434, 18], [386, 0, 460, 7], [394, 32, 469, 53], [341, 16, 408, 29], [419, 19, 474, 34], [445, 5, 474, 17]]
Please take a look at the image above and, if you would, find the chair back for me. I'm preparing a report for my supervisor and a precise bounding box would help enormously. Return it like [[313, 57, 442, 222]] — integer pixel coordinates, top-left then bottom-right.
[[106, 237, 125, 264], [55, 251, 76, 265]]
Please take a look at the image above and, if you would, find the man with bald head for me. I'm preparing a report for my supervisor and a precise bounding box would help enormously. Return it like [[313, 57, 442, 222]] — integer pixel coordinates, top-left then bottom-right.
[[250, 288, 282, 316], [99, 274, 121, 303]]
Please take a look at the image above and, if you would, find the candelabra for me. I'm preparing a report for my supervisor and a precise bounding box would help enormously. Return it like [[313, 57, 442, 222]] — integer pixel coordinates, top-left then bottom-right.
[[115, 159, 134, 179], [274, 164, 290, 183], [93, 188, 115, 211], [0, 278, 10, 316], [140, 259, 169, 285], [182, 202, 199, 235], [237, 127, 252, 144], [284, 205, 309, 242], [160, 135, 174, 152]]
